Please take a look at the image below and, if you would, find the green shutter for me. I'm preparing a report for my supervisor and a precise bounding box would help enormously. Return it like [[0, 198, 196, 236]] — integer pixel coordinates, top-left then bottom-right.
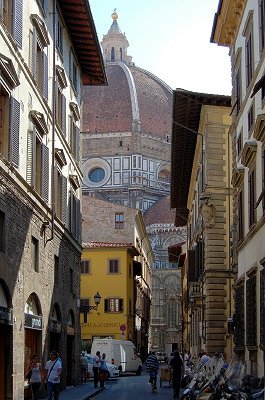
[[61, 175, 68, 225]]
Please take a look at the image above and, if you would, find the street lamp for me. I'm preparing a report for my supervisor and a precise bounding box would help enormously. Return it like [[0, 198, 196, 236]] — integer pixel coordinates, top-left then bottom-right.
[[81, 292, 101, 323]]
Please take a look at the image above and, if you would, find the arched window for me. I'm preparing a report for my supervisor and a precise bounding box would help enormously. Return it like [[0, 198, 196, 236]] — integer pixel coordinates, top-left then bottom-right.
[[111, 47, 115, 62], [120, 47, 123, 61]]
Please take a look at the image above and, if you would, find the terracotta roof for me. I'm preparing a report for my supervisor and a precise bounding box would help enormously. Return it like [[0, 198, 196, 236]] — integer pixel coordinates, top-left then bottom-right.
[[170, 89, 231, 227], [83, 242, 139, 256], [82, 63, 172, 137], [58, 0, 106, 85], [143, 195, 176, 226]]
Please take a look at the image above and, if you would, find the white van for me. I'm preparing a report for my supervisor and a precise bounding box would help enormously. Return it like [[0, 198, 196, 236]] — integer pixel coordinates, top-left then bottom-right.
[[91, 338, 142, 375]]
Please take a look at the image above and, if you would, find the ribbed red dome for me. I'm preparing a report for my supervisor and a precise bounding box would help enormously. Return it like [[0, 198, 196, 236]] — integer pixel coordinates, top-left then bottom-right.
[[144, 196, 175, 226], [82, 63, 173, 139]]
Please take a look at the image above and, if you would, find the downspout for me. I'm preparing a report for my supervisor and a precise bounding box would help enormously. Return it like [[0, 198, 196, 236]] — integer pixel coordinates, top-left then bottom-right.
[[46, 0, 56, 244], [227, 125, 233, 355]]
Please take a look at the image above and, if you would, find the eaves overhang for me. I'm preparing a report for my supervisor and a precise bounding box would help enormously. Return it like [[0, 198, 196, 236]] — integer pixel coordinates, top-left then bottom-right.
[[210, 0, 246, 46], [57, 0, 107, 86], [170, 89, 231, 227]]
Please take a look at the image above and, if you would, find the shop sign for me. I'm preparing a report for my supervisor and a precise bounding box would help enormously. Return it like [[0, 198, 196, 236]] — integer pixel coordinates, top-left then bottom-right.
[[25, 313, 42, 330], [0, 306, 12, 324]]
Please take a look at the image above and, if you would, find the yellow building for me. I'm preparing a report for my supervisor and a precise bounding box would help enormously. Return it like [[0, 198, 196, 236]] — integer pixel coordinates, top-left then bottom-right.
[[80, 196, 153, 355], [81, 243, 139, 344]]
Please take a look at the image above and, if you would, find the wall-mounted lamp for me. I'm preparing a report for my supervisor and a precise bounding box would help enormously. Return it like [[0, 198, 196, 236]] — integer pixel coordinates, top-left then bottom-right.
[[80, 292, 101, 323]]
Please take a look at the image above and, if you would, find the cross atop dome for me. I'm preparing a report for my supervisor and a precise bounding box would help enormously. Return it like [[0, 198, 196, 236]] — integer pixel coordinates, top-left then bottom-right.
[[101, 10, 133, 65]]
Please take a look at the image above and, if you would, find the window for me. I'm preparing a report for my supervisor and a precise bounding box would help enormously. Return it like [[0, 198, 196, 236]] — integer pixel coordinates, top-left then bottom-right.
[[236, 131, 243, 160], [26, 121, 49, 203], [80, 298, 90, 308], [68, 191, 81, 242], [56, 11, 63, 55], [89, 168, 105, 183], [31, 236, 39, 272], [69, 49, 79, 92], [55, 66, 67, 135], [104, 298, 123, 312], [81, 260, 90, 274], [259, 0, 265, 53], [54, 149, 67, 222], [245, 30, 253, 88], [108, 259, 120, 273], [115, 212, 124, 229], [68, 104, 80, 162], [0, 210, 5, 253], [248, 169, 256, 228], [54, 255, 59, 283], [0, 88, 20, 167], [29, 16, 49, 100], [111, 47, 115, 62], [234, 66, 242, 116], [247, 104, 254, 135], [0, 0, 23, 48], [238, 189, 244, 241]]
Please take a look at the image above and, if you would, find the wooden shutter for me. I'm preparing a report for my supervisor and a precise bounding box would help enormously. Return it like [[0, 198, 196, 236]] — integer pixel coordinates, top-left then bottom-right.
[[41, 143, 49, 203], [43, 52, 48, 101], [13, 0, 23, 48], [9, 97, 20, 168], [61, 94, 66, 135], [187, 249, 196, 283], [75, 126, 80, 162], [26, 129, 37, 186], [61, 175, 68, 225], [75, 197, 81, 242], [104, 299, 110, 312], [118, 299, 123, 312]]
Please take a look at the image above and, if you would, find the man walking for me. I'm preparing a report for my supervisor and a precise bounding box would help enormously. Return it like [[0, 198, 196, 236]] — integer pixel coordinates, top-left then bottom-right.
[[44, 351, 62, 400], [146, 351, 159, 392], [92, 351, 101, 388]]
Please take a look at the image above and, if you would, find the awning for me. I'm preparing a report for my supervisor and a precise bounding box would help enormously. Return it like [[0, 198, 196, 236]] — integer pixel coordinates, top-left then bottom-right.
[[251, 75, 265, 98], [168, 241, 185, 262]]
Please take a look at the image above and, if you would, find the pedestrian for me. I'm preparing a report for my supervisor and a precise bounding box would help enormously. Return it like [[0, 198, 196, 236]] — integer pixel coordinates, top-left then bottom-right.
[[170, 351, 183, 399], [99, 353, 108, 388], [199, 350, 210, 365], [26, 355, 43, 400], [146, 351, 159, 392], [92, 351, 101, 388], [80, 351, 88, 384], [44, 350, 62, 400]]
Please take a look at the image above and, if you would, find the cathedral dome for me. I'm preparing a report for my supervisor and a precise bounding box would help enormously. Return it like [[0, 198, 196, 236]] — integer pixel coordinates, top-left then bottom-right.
[[82, 10, 172, 139], [144, 195, 176, 226], [82, 63, 172, 139]]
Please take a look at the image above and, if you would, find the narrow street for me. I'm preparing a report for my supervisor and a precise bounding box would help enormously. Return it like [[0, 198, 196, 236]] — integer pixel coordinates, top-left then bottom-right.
[[94, 370, 177, 400]]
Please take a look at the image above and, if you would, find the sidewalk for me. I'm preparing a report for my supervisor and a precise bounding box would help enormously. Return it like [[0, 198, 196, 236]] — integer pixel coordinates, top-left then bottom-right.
[[60, 382, 102, 400]]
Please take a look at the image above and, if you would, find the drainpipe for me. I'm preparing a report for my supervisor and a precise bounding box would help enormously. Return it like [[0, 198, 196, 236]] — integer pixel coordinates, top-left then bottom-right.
[[46, 0, 56, 244], [227, 125, 233, 355]]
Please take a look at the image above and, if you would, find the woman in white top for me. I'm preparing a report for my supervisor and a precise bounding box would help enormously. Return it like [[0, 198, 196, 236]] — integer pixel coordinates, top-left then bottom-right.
[[26, 355, 42, 400]]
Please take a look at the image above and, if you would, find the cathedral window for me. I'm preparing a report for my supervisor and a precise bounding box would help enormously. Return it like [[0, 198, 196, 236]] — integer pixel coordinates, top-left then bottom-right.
[[111, 46, 115, 62], [120, 47, 123, 61], [89, 167, 105, 183]]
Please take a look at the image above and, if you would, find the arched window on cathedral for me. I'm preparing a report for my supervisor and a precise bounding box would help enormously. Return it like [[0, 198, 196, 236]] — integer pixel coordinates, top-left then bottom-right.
[[111, 47, 115, 62], [120, 47, 123, 61]]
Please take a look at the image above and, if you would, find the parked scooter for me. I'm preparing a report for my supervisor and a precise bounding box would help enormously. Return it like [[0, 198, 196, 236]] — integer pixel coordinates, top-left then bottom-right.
[[181, 355, 225, 400]]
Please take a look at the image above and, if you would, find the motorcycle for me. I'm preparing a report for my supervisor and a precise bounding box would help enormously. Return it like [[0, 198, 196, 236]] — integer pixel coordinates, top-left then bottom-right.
[[181, 355, 225, 400]]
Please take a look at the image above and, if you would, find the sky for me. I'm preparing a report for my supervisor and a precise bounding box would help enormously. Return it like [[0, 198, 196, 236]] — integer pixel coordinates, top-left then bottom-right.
[[89, 0, 232, 96]]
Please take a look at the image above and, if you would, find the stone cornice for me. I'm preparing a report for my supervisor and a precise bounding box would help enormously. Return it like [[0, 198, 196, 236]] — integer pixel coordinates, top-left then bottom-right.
[[211, 0, 247, 46]]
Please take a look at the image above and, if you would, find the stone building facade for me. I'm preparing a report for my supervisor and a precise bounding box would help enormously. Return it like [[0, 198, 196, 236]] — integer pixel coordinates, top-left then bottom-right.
[[0, 1, 105, 398], [171, 89, 232, 359], [211, 0, 265, 377]]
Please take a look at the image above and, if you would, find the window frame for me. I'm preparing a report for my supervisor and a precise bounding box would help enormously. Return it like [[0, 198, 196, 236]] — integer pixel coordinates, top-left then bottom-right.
[[81, 260, 90, 274], [104, 298, 123, 313], [108, 259, 120, 274], [248, 167, 256, 228], [31, 236, 39, 272]]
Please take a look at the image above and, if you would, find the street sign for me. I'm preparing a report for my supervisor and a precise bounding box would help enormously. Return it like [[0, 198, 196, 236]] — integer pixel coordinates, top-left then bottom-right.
[[120, 324, 126, 332]]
